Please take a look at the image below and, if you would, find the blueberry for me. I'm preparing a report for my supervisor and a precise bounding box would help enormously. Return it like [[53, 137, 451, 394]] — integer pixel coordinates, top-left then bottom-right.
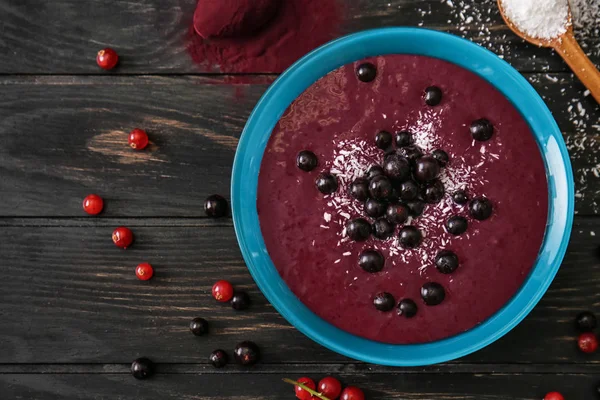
[[131, 357, 154, 380], [399, 179, 420, 201], [398, 226, 422, 249], [375, 130, 393, 149], [575, 311, 597, 332], [373, 218, 395, 240], [364, 198, 387, 218], [204, 195, 228, 218], [387, 187, 400, 204], [234, 341, 260, 366], [397, 145, 423, 163], [383, 154, 411, 182], [315, 172, 338, 194], [397, 298, 418, 318], [435, 250, 459, 274], [422, 180, 445, 203], [209, 349, 228, 368], [431, 149, 449, 167], [405, 200, 426, 217], [356, 62, 377, 82], [369, 175, 393, 200], [414, 156, 440, 182], [349, 178, 370, 201], [346, 218, 372, 241], [358, 249, 385, 273], [395, 131, 413, 147], [373, 292, 395, 311], [365, 165, 385, 181], [296, 150, 318, 171], [446, 215, 468, 235], [469, 197, 493, 220], [424, 86, 443, 106], [421, 282, 445, 306], [189, 317, 209, 336], [470, 118, 494, 141], [452, 190, 469, 205], [231, 292, 251, 310], [386, 204, 409, 224]]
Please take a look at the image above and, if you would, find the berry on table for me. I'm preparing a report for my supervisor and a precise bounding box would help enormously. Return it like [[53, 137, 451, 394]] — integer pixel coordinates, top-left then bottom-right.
[[445, 216, 468, 236], [435, 250, 459, 274], [372, 218, 395, 240], [234, 341, 260, 365], [543, 392, 564, 400], [189, 317, 209, 336], [386, 204, 409, 224], [349, 178, 370, 201], [340, 386, 365, 400], [128, 128, 149, 150], [395, 130, 413, 147], [356, 62, 377, 82], [318, 376, 342, 400], [364, 198, 387, 218], [96, 48, 119, 70], [399, 179, 420, 201], [112, 226, 134, 249], [231, 292, 251, 310], [135, 263, 154, 281], [470, 197, 493, 220], [452, 190, 469, 205], [204, 194, 228, 218], [383, 154, 411, 182], [414, 156, 440, 182], [131, 357, 154, 380], [578, 332, 598, 353], [295, 377, 316, 400], [422, 179, 445, 203], [212, 280, 234, 302], [82, 194, 104, 215], [398, 226, 422, 249], [369, 175, 393, 200], [297, 150, 318, 171], [209, 349, 228, 368], [575, 311, 597, 332]]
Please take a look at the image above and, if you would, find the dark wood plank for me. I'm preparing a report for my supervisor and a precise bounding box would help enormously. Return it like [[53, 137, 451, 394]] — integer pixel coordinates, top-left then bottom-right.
[[0, 0, 597, 74], [1, 217, 599, 364], [0, 74, 598, 217], [1, 372, 598, 399]]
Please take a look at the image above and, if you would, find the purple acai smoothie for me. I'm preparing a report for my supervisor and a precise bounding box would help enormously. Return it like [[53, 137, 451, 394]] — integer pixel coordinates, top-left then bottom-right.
[[257, 55, 548, 344]]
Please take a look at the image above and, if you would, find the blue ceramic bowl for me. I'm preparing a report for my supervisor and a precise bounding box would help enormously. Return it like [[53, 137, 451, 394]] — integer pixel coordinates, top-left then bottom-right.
[[231, 28, 574, 366]]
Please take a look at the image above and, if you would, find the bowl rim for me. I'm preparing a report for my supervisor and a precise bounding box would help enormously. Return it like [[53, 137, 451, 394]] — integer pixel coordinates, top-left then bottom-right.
[[231, 27, 574, 366]]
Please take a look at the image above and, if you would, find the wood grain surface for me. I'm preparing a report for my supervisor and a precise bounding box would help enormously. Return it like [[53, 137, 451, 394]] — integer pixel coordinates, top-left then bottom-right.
[[1, 0, 599, 398]]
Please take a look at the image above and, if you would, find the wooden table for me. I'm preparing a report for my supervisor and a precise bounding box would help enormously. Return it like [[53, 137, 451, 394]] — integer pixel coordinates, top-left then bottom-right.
[[1, 1, 599, 398]]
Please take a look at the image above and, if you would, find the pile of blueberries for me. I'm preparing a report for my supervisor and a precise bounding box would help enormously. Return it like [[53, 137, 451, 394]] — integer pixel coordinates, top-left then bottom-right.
[[295, 64, 496, 316]]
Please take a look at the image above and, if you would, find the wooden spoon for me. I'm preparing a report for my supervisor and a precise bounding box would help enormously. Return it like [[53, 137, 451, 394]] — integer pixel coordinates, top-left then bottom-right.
[[498, 0, 600, 104]]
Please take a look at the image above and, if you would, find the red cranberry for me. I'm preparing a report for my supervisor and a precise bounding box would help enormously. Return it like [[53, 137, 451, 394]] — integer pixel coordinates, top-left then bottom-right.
[[578, 332, 598, 353], [340, 386, 365, 400], [112, 227, 134, 249], [543, 392, 564, 400], [295, 377, 315, 400], [135, 263, 154, 281], [128, 128, 149, 150], [82, 194, 104, 215], [212, 280, 234, 302], [96, 48, 119, 70], [318, 376, 342, 399]]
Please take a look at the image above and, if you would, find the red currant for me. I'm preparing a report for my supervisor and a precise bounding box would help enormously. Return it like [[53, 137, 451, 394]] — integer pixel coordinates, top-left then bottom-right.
[[112, 226, 134, 249], [212, 280, 234, 302], [578, 332, 598, 353], [340, 386, 365, 400], [96, 48, 119, 70], [318, 376, 342, 399], [135, 263, 154, 281], [82, 194, 104, 215], [295, 377, 315, 400], [128, 128, 149, 150], [544, 392, 564, 400]]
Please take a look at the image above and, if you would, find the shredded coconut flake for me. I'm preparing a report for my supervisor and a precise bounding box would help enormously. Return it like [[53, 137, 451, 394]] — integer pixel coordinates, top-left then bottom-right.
[[500, 0, 570, 40]]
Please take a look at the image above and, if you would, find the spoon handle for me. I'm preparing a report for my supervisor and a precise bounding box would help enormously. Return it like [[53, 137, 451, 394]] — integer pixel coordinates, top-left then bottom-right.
[[554, 32, 600, 104]]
